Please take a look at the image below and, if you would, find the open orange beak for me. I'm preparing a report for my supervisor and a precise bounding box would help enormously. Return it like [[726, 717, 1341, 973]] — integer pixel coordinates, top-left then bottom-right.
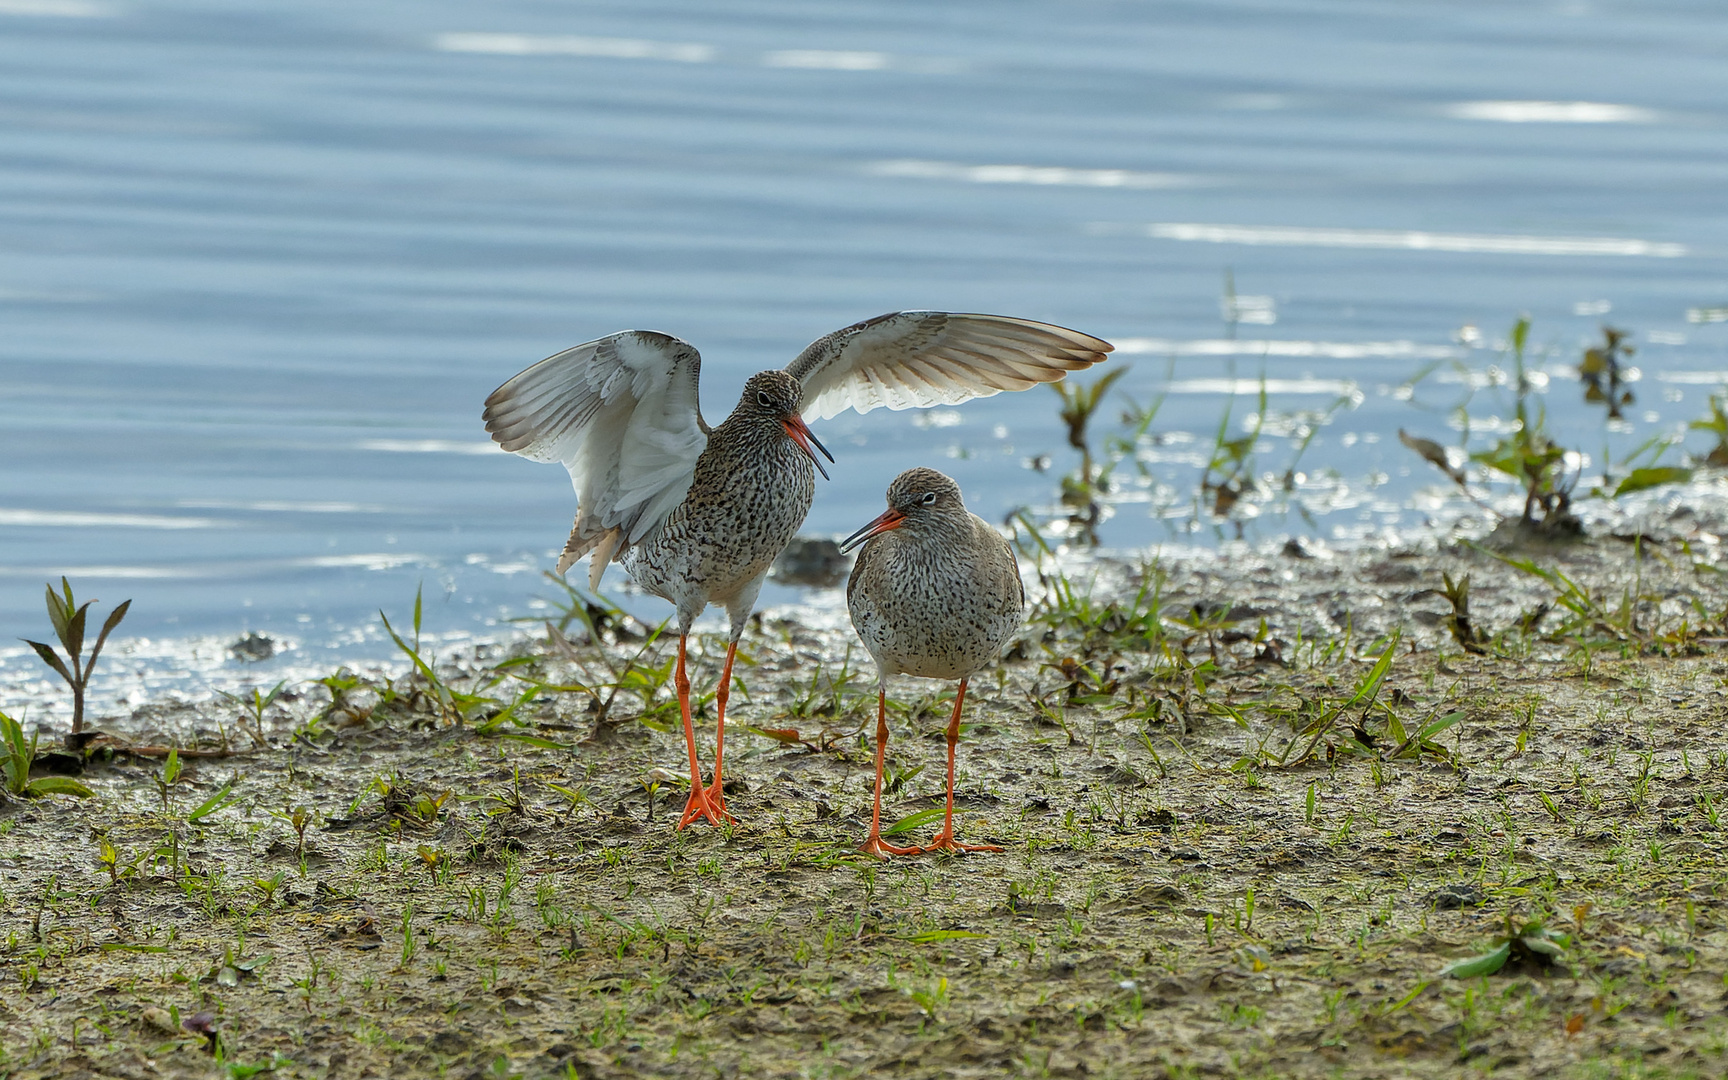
[[839, 507, 906, 554], [782, 416, 834, 481]]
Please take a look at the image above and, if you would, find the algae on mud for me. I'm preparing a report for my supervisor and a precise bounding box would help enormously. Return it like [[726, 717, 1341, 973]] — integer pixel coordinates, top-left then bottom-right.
[[4, 525, 1728, 1079]]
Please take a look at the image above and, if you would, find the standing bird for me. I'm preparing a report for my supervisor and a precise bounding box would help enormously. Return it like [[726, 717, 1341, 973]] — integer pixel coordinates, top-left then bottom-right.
[[483, 313, 1109, 830], [842, 467, 1024, 857]]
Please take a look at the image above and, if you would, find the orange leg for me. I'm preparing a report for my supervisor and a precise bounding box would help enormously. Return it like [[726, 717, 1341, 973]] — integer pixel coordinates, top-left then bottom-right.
[[860, 686, 922, 858], [675, 635, 733, 829], [923, 678, 1001, 854], [704, 642, 738, 816]]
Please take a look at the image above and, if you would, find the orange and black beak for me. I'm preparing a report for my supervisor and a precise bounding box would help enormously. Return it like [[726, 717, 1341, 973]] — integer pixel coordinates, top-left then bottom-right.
[[839, 507, 906, 554], [782, 415, 834, 481]]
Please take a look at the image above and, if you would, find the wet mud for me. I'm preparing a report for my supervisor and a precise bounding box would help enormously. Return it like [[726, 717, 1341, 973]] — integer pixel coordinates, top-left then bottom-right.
[[4, 525, 1728, 1079]]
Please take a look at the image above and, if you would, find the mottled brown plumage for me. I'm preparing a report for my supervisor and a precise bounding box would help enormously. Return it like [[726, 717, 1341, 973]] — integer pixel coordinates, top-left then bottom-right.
[[844, 467, 1024, 856]]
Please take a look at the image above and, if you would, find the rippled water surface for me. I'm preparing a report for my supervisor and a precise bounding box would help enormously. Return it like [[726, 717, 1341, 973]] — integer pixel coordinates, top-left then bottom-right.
[[3, 0, 1727, 707]]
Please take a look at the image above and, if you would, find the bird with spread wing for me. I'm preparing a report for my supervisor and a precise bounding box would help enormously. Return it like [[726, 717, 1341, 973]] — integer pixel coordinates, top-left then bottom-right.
[[483, 311, 1111, 830]]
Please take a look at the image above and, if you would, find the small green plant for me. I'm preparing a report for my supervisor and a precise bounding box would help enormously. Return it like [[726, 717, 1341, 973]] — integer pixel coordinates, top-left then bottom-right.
[[1201, 380, 1265, 525], [399, 903, 416, 968], [219, 680, 288, 749], [1473, 319, 1580, 534], [1403, 318, 1597, 535], [1276, 631, 1400, 765], [97, 837, 147, 885], [1689, 392, 1728, 468], [250, 870, 287, 909], [23, 577, 130, 735], [1439, 912, 1572, 978], [1578, 325, 1634, 421], [1386, 710, 1465, 762], [268, 805, 314, 856], [1, 710, 93, 799], [905, 975, 949, 1021], [1440, 572, 1487, 654], [528, 587, 682, 730], [380, 586, 500, 725], [1051, 367, 1130, 541], [153, 749, 183, 811]]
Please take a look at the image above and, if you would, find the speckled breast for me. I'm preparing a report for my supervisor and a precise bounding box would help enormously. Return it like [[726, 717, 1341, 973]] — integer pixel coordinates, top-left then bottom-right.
[[849, 534, 1023, 681], [628, 438, 816, 607]]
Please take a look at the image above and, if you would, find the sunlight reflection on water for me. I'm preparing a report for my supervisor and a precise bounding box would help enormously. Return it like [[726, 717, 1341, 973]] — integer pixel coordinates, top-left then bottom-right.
[[1, 0, 1725, 704]]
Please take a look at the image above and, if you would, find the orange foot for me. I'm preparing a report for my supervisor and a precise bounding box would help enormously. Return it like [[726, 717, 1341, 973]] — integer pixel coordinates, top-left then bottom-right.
[[677, 784, 736, 829], [858, 834, 924, 859], [922, 829, 1002, 854], [703, 780, 732, 818]]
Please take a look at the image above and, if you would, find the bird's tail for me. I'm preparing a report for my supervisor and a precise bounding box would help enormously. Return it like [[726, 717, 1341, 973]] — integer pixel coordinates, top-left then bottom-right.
[[555, 518, 624, 592]]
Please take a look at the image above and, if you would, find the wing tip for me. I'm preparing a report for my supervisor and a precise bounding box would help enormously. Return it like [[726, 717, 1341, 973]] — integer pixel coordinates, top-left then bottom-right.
[[944, 311, 1115, 358]]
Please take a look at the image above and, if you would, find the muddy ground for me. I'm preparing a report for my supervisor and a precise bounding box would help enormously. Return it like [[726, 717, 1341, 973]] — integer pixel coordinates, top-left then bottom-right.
[[4, 524, 1728, 1080]]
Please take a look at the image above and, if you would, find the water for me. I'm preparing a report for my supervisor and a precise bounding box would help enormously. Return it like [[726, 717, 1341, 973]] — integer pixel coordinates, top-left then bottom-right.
[[3, 0, 1728, 712]]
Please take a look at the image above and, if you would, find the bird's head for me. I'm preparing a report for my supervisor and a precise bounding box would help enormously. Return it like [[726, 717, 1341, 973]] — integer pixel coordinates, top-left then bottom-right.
[[839, 467, 964, 553], [740, 371, 832, 480]]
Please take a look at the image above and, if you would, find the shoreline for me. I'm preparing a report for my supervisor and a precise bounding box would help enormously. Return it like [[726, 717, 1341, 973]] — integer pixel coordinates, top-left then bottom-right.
[[7, 468, 1726, 743]]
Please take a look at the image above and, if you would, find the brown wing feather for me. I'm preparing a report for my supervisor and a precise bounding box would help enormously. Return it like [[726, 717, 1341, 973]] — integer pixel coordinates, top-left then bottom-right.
[[786, 311, 1112, 421]]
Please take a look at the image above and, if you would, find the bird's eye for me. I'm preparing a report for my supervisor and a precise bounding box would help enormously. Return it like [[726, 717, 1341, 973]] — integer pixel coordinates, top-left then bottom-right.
[[757, 391, 772, 407], [921, 492, 937, 506]]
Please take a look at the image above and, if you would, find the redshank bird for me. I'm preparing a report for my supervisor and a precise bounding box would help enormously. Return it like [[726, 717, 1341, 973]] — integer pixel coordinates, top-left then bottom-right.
[[842, 467, 1024, 856], [483, 313, 1109, 830]]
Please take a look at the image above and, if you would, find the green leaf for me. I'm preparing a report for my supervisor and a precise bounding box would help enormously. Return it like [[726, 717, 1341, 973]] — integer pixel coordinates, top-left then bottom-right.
[[1439, 941, 1511, 979], [902, 929, 988, 943], [44, 581, 71, 643], [88, 599, 132, 669], [226, 1054, 291, 1079], [1416, 711, 1465, 741], [64, 602, 92, 668], [1344, 632, 1400, 711], [380, 607, 458, 718], [26, 776, 95, 799], [1519, 932, 1569, 958], [1386, 980, 1431, 1014], [1, 708, 26, 762], [882, 806, 948, 837], [1510, 317, 1529, 358], [1386, 712, 1408, 746], [490, 733, 569, 750], [24, 640, 74, 685], [1614, 467, 1692, 497], [546, 783, 591, 807], [188, 781, 241, 822]]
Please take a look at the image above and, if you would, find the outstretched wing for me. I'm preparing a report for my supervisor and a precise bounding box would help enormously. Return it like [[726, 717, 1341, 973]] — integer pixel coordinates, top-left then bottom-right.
[[785, 312, 1112, 421], [483, 331, 708, 583]]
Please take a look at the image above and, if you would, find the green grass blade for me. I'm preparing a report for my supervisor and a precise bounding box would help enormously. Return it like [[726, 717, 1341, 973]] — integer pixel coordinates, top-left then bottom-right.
[[188, 781, 240, 822], [903, 930, 988, 943], [1439, 941, 1511, 979], [1416, 711, 1465, 741], [1614, 466, 1691, 497], [883, 806, 948, 836], [26, 776, 95, 798]]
